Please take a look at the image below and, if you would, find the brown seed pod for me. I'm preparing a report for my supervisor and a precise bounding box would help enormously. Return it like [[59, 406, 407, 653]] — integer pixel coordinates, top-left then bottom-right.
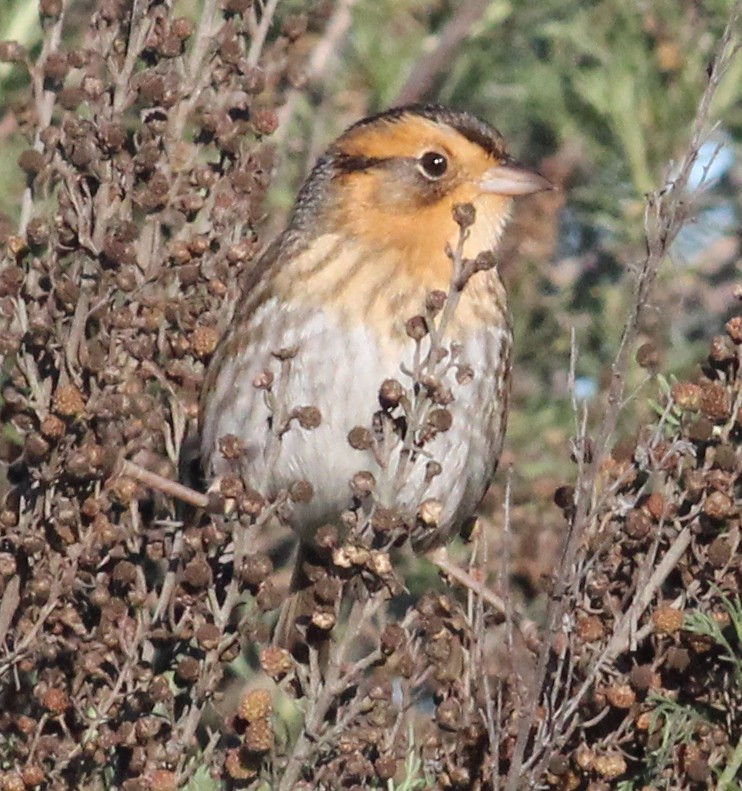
[[652, 606, 684, 635], [724, 316, 742, 343], [605, 683, 636, 709], [238, 688, 272, 722], [259, 646, 293, 680], [189, 325, 219, 359], [592, 753, 627, 779], [41, 687, 70, 715], [244, 719, 274, 753], [145, 770, 177, 791], [195, 623, 221, 650], [53, 384, 86, 417], [348, 426, 373, 450], [575, 615, 605, 643], [671, 382, 702, 411], [700, 382, 731, 421]]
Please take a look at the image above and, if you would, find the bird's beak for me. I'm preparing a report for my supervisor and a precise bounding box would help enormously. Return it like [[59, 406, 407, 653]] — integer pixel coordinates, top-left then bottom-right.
[[480, 162, 553, 197]]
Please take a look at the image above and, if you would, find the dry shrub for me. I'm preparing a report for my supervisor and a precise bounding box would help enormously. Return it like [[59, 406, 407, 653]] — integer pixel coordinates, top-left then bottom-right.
[[0, 2, 740, 790]]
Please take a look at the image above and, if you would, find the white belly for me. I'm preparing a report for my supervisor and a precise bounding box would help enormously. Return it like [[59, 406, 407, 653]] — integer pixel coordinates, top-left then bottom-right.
[[201, 298, 510, 548]]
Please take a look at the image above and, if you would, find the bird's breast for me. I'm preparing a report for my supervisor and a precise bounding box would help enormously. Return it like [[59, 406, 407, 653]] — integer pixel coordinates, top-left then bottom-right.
[[201, 280, 511, 543]]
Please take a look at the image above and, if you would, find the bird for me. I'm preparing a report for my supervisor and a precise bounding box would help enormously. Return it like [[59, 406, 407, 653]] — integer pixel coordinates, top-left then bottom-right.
[[198, 104, 551, 643]]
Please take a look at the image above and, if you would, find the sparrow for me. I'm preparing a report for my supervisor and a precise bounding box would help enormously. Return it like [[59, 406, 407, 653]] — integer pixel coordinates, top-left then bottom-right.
[[198, 104, 550, 635]]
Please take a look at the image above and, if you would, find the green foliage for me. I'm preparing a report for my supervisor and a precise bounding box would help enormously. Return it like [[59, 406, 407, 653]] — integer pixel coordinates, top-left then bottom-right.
[[684, 589, 742, 686]]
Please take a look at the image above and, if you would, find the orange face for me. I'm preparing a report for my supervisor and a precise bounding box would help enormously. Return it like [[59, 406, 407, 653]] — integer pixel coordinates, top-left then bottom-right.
[[269, 108, 550, 338]]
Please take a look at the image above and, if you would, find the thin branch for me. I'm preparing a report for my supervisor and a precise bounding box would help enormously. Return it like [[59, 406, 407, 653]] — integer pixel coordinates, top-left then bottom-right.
[[394, 0, 490, 105], [246, 0, 281, 69], [119, 459, 210, 509]]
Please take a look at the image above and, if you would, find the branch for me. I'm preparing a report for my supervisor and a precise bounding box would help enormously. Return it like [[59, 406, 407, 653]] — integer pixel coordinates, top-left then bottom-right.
[[394, 0, 489, 105]]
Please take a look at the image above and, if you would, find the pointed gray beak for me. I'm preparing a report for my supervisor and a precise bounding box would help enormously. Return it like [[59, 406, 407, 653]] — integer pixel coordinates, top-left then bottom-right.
[[480, 162, 553, 196]]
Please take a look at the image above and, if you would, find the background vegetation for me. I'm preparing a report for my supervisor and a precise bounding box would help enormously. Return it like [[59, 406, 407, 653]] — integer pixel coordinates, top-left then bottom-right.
[[0, 1, 740, 789]]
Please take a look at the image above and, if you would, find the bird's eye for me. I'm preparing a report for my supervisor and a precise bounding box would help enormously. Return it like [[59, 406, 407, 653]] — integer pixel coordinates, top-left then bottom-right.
[[418, 151, 448, 179]]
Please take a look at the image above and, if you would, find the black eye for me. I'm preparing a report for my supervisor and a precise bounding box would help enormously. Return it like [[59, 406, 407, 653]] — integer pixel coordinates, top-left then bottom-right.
[[418, 151, 448, 179]]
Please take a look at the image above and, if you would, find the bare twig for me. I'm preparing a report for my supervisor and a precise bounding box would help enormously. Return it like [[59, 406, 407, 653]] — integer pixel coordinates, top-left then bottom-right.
[[394, 0, 490, 104], [119, 459, 210, 509], [246, 0, 281, 68]]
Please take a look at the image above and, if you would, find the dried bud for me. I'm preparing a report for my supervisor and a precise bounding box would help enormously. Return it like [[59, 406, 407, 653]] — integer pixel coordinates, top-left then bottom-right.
[[58, 85, 84, 110], [348, 426, 373, 450], [172, 16, 195, 39], [473, 250, 497, 271], [183, 557, 212, 589], [146, 770, 177, 791], [671, 382, 702, 411], [625, 509, 651, 539], [380, 623, 405, 655], [41, 687, 69, 714], [239, 553, 273, 586], [374, 757, 397, 782], [292, 405, 321, 429], [427, 408, 452, 433], [708, 334, 735, 364], [238, 688, 272, 721], [700, 383, 731, 421], [0, 41, 27, 63], [112, 560, 137, 586], [218, 434, 244, 460], [42, 52, 68, 85], [652, 606, 683, 635], [605, 683, 636, 709], [724, 316, 742, 343], [707, 536, 731, 567], [219, 475, 244, 499], [418, 498, 443, 528], [260, 646, 293, 680], [636, 342, 660, 369], [643, 492, 667, 521], [350, 470, 375, 498], [289, 480, 313, 503], [435, 698, 461, 731], [703, 490, 734, 520], [190, 325, 219, 359], [53, 384, 85, 417], [244, 719, 274, 753], [195, 623, 221, 650], [592, 754, 627, 780], [425, 289, 447, 315], [21, 766, 45, 788], [175, 656, 200, 684], [405, 315, 428, 340], [370, 507, 402, 535], [250, 108, 279, 136], [24, 432, 50, 463], [378, 378, 405, 409], [687, 416, 713, 442], [576, 615, 605, 642], [315, 524, 338, 550], [40, 0, 63, 18], [453, 202, 476, 230], [18, 149, 45, 177], [629, 664, 655, 691]]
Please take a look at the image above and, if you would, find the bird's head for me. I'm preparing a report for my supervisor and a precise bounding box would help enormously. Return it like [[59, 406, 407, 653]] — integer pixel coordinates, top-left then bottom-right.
[[291, 105, 552, 288]]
